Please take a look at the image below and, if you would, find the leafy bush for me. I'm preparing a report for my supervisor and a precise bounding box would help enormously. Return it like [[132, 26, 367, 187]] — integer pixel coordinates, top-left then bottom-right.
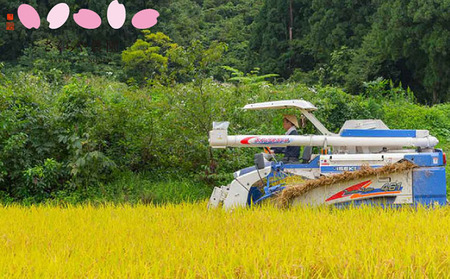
[[23, 158, 65, 201], [18, 39, 123, 84]]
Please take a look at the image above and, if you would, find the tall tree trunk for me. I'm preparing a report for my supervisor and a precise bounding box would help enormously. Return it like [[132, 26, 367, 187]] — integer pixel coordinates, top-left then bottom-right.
[[288, 0, 294, 70], [289, 0, 293, 41]]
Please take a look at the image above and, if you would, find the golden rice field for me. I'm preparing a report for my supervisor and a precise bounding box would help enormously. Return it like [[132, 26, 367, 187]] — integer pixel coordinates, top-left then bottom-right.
[[0, 202, 449, 278]]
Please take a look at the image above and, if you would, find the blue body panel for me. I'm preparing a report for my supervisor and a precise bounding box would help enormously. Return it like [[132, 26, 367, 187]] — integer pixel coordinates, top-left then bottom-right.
[[405, 152, 444, 167], [284, 156, 320, 169], [413, 167, 447, 205], [341, 129, 417, 138]]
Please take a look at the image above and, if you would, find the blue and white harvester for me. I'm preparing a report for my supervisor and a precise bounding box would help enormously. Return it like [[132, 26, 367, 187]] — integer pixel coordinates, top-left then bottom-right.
[[208, 100, 447, 209]]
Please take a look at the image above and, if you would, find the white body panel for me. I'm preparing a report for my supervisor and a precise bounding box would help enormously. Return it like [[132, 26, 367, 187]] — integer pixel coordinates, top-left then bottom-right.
[[208, 165, 272, 209], [292, 171, 413, 206], [319, 153, 408, 172]]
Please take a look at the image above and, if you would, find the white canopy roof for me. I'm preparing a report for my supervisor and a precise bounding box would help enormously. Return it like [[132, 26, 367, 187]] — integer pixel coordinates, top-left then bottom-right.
[[243, 99, 332, 135], [243, 100, 317, 112]]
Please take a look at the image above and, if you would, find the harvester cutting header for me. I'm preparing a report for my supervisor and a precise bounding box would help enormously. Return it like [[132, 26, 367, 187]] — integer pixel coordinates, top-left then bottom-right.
[[208, 100, 447, 209]]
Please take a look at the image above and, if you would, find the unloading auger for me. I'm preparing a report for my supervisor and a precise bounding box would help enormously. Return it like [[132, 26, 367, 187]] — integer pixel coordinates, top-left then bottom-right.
[[208, 100, 447, 209]]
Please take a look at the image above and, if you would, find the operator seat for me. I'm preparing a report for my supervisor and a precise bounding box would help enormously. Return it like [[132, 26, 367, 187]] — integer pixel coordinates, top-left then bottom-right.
[[301, 146, 312, 164]]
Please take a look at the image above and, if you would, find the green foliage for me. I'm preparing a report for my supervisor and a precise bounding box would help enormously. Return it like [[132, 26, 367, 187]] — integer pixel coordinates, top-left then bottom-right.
[[167, 40, 227, 83], [2, 0, 263, 82], [23, 158, 64, 201], [345, 0, 450, 103], [155, 0, 263, 73], [249, 0, 374, 77], [249, 0, 291, 76], [0, 74, 148, 200], [17, 39, 123, 83], [362, 79, 415, 103], [122, 32, 227, 86], [3, 0, 450, 103], [249, 0, 449, 103], [221, 66, 278, 87], [122, 32, 177, 85], [0, 0, 143, 62], [0, 62, 5, 83]]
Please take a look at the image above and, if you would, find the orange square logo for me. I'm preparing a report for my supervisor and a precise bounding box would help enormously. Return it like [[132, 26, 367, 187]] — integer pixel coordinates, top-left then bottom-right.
[[7, 14, 13, 21], [6, 22, 14, 30]]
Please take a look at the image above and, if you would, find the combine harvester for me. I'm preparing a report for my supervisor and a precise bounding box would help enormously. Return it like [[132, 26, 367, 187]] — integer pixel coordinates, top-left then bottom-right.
[[208, 100, 447, 209]]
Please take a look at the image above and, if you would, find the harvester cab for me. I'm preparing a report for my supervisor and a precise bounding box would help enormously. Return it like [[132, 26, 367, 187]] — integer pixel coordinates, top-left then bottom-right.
[[208, 100, 447, 209]]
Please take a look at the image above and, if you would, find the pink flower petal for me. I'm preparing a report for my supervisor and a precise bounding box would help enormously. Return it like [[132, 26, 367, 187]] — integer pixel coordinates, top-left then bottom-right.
[[107, 0, 126, 29], [18, 4, 41, 29], [132, 9, 159, 29], [47, 3, 70, 29], [73, 9, 102, 29]]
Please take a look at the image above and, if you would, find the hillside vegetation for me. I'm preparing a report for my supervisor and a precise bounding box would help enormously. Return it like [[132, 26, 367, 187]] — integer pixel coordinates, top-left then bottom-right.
[[1, 0, 449, 103]]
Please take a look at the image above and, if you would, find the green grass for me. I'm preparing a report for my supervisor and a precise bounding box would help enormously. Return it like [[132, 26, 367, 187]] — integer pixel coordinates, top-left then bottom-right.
[[0, 172, 213, 206], [103, 172, 212, 204], [61, 172, 212, 205]]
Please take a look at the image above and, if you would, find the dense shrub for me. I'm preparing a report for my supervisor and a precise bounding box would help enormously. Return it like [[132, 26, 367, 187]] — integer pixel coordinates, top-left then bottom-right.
[[18, 40, 123, 83]]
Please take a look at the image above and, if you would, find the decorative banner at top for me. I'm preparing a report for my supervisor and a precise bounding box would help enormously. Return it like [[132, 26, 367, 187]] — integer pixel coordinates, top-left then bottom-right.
[[17, 1, 159, 30]]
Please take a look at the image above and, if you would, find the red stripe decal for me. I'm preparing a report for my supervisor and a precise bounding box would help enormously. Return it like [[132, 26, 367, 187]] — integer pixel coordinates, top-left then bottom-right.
[[325, 180, 372, 202], [240, 137, 256, 144]]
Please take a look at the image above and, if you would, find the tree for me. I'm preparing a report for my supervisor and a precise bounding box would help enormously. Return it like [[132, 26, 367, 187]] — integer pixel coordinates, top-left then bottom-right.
[[122, 31, 227, 85], [122, 31, 178, 85], [249, 0, 290, 76], [249, 0, 375, 78], [347, 0, 450, 103]]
